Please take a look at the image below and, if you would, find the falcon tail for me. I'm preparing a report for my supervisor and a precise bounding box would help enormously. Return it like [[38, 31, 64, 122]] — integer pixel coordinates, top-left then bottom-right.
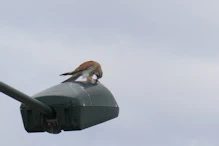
[[60, 70, 82, 76], [62, 74, 82, 83], [60, 72, 70, 76]]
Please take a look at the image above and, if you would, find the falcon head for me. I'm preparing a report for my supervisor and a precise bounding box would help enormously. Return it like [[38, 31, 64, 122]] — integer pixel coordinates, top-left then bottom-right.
[[95, 70, 103, 83], [95, 74, 101, 80]]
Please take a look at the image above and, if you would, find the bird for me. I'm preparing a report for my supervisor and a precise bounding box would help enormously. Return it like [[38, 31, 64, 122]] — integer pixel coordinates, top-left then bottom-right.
[[60, 61, 103, 83]]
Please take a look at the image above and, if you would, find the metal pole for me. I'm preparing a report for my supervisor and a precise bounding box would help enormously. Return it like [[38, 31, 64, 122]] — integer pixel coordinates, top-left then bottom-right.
[[0, 81, 54, 116]]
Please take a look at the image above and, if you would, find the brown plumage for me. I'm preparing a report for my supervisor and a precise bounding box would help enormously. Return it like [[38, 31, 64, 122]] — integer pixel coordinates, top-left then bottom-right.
[[60, 61, 103, 83]]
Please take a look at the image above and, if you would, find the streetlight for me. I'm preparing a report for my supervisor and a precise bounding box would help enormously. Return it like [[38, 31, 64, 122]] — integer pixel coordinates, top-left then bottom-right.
[[0, 81, 119, 134]]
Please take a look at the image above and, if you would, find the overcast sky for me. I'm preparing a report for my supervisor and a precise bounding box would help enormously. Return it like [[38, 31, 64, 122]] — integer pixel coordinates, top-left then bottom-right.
[[1, 0, 219, 146]]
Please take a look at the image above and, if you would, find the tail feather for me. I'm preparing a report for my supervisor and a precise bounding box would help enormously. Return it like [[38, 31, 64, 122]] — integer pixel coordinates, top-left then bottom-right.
[[60, 70, 82, 76], [60, 72, 70, 76], [61, 72, 82, 83]]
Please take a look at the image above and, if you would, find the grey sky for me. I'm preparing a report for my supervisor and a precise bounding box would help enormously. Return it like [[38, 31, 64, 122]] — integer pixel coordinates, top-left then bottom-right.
[[1, 0, 219, 146]]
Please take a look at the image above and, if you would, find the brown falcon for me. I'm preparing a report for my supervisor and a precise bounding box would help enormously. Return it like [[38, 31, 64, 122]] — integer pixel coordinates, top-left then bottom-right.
[[60, 61, 103, 83]]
